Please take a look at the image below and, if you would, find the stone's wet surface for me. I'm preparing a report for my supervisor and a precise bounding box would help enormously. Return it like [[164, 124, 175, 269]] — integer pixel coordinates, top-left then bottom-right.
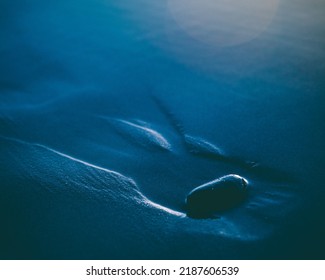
[[186, 174, 249, 218]]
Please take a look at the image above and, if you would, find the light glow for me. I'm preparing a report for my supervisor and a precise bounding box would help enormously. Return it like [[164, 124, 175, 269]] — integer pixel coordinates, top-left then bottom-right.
[[168, 0, 280, 47]]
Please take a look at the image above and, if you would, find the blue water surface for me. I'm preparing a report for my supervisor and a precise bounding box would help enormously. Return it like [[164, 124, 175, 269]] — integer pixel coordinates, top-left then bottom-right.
[[0, 0, 324, 259]]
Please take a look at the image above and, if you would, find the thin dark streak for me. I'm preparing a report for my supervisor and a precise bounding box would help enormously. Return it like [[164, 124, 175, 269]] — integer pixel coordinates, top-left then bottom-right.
[[150, 93, 185, 137]]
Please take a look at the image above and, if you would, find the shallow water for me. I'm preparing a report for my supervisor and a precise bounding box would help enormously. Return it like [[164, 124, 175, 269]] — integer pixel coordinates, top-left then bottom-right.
[[0, 0, 324, 259]]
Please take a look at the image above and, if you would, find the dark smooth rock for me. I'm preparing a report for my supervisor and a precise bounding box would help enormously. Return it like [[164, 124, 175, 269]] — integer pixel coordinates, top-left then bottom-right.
[[186, 174, 248, 218]]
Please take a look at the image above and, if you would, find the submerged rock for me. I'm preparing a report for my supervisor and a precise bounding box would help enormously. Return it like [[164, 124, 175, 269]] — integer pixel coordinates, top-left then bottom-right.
[[185, 174, 248, 218]]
